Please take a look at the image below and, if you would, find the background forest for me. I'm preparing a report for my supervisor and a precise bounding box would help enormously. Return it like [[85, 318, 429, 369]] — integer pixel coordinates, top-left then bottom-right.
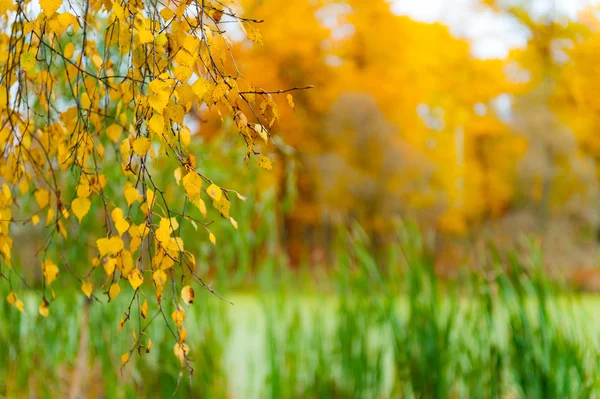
[[4, 0, 600, 398], [198, 0, 600, 280]]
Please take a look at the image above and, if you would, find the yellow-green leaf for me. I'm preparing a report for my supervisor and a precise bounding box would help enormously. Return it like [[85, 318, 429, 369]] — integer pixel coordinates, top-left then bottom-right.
[[72, 197, 91, 222]]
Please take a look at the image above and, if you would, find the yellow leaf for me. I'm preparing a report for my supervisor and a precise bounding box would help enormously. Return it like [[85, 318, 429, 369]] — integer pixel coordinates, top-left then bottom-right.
[[6, 292, 17, 306], [183, 172, 202, 199], [81, 281, 93, 298], [287, 93, 295, 110], [146, 338, 152, 353], [64, 42, 75, 59], [39, 300, 49, 317], [209, 232, 216, 245], [76, 181, 91, 198], [160, 7, 174, 20], [72, 197, 91, 222], [124, 186, 141, 207], [236, 192, 247, 201], [108, 236, 124, 255], [40, 0, 61, 15], [254, 124, 268, 144], [146, 189, 156, 210], [141, 299, 148, 318], [42, 259, 59, 285], [139, 29, 153, 44], [132, 137, 151, 157], [128, 268, 143, 290], [191, 195, 207, 217], [181, 285, 195, 305], [174, 342, 189, 363], [111, 208, 130, 237], [258, 155, 272, 170], [179, 327, 187, 343], [96, 237, 110, 256], [35, 189, 50, 209], [180, 126, 191, 147], [230, 217, 238, 230], [166, 103, 184, 125], [206, 183, 222, 201], [130, 236, 142, 253], [148, 113, 165, 135], [149, 91, 169, 112], [212, 196, 230, 218], [212, 82, 228, 102], [20, 52, 36, 72], [121, 353, 130, 365], [32, 214, 40, 225], [16, 300, 24, 313], [46, 207, 55, 225], [171, 305, 185, 327], [108, 282, 121, 300], [174, 66, 192, 82], [104, 257, 117, 276], [192, 78, 212, 100], [174, 168, 182, 185], [106, 124, 122, 142]]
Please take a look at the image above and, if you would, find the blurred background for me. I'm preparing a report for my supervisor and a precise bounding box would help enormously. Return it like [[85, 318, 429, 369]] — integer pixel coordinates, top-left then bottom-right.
[[194, 0, 600, 281], [5, 0, 600, 397]]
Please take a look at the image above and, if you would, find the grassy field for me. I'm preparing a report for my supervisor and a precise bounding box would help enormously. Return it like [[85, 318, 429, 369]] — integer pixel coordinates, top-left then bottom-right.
[[2, 227, 600, 398]]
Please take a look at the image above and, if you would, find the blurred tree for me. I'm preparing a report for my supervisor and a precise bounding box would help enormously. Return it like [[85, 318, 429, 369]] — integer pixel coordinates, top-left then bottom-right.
[[201, 0, 528, 265]]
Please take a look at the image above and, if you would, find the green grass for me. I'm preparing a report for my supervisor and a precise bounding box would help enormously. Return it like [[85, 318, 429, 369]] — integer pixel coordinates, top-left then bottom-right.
[[1, 225, 599, 398]]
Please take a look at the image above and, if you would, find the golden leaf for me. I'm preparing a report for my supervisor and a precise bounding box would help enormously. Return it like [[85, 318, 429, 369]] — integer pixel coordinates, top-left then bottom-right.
[[236, 192, 247, 201], [160, 7, 174, 20], [39, 300, 49, 317], [212, 196, 230, 218], [139, 29, 153, 44], [42, 259, 59, 285], [258, 155, 272, 170], [171, 305, 185, 327], [7, 292, 17, 306], [104, 258, 117, 276], [254, 124, 268, 144], [174, 342, 189, 363], [191, 195, 207, 218], [132, 137, 151, 157], [109, 282, 121, 300], [111, 208, 130, 237], [183, 172, 203, 199], [40, 0, 61, 15], [128, 268, 143, 290], [35, 189, 50, 209], [141, 299, 148, 318], [108, 236, 124, 255], [181, 285, 195, 305], [72, 197, 91, 222], [64, 42, 75, 59], [286, 93, 295, 110], [81, 281, 93, 298], [212, 82, 229, 102], [206, 183, 222, 201], [148, 114, 165, 135], [124, 186, 141, 207]]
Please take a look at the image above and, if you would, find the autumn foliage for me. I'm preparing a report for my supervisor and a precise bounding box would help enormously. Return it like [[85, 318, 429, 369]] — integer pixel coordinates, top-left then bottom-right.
[[3, 0, 600, 377], [0, 0, 300, 369]]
